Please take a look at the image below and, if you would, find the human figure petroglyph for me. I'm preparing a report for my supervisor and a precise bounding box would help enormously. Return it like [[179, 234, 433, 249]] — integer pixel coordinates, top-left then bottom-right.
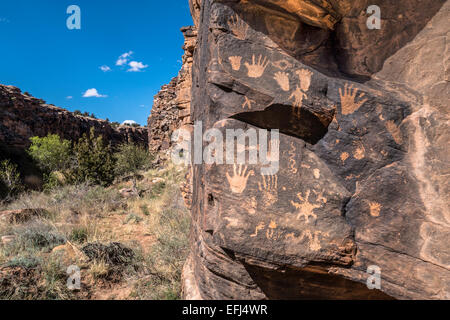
[[245, 55, 270, 78], [289, 69, 313, 115], [229, 56, 242, 71], [274, 71, 290, 91], [291, 190, 323, 223], [266, 220, 278, 240], [226, 164, 254, 194], [258, 174, 278, 208], [228, 14, 248, 40], [339, 83, 368, 115]]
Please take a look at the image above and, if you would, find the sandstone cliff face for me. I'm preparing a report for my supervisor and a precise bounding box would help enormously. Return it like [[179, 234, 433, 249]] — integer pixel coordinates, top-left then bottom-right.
[[182, 0, 449, 299], [0, 84, 148, 150], [147, 26, 197, 152]]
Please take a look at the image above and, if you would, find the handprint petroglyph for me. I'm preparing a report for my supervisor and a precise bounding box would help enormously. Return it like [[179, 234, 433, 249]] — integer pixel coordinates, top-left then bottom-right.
[[339, 83, 368, 115], [274, 71, 290, 91], [258, 174, 278, 208], [291, 190, 326, 223], [226, 164, 254, 194], [228, 14, 248, 40], [296, 69, 313, 93], [228, 56, 242, 71], [245, 55, 270, 78]]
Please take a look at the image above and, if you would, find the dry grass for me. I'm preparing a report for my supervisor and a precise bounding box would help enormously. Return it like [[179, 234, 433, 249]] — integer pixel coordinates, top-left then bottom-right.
[[0, 162, 191, 300]]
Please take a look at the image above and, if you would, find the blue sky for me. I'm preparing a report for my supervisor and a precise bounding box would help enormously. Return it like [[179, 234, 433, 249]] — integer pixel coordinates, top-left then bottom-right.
[[0, 0, 193, 125]]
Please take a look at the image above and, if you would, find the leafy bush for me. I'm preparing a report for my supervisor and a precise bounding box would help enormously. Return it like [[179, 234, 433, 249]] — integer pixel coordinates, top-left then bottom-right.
[[115, 143, 153, 193], [72, 128, 115, 187], [28, 134, 72, 173], [0, 159, 23, 199]]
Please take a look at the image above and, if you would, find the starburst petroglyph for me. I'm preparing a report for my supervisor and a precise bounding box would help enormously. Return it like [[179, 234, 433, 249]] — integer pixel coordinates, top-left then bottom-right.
[[228, 56, 242, 71], [258, 174, 278, 208], [291, 190, 326, 223], [242, 96, 255, 110], [228, 14, 248, 40], [274, 72, 290, 91], [339, 83, 368, 115], [245, 55, 270, 78], [226, 164, 254, 194]]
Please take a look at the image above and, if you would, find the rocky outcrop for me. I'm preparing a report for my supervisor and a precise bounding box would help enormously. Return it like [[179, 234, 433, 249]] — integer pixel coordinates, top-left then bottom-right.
[[182, 0, 449, 299], [0, 84, 148, 150], [147, 27, 197, 153]]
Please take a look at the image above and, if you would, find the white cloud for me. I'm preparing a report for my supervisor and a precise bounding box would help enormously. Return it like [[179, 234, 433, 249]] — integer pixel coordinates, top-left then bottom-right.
[[82, 88, 107, 98], [0, 18, 10, 23], [139, 105, 146, 108], [122, 120, 137, 126], [116, 51, 133, 66], [100, 65, 111, 72], [127, 61, 148, 72], [66, 96, 73, 100]]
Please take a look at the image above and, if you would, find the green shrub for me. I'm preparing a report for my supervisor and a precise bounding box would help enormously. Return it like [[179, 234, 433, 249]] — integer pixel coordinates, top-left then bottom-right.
[[28, 134, 72, 174], [0, 159, 23, 199], [115, 143, 153, 194], [72, 128, 115, 187]]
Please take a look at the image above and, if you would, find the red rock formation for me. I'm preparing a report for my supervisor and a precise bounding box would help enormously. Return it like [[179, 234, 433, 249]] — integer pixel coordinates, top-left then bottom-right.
[[182, 0, 449, 300], [147, 26, 197, 152], [0, 84, 148, 150]]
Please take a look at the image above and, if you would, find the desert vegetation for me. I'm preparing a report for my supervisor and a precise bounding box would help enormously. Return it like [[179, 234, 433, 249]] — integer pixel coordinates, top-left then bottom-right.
[[0, 130, 190, 300]]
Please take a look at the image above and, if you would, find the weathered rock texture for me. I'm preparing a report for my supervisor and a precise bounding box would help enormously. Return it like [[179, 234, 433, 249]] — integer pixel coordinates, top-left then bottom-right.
[[183, 0, 449, 299], [148, 26, 197, 152], [0, 84, 148, 150]]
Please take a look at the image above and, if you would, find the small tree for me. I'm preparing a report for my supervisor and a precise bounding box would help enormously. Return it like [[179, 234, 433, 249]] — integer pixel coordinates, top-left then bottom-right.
[[28, 134, 72, 173], [0, 160, 23, 199], [73, 128, 115, 187], [115, 143, 153, 195]]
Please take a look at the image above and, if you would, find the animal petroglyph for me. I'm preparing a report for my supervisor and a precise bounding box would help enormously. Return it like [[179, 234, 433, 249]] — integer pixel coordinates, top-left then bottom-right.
[[242, 96, 255, 110], [226, 164, 254, 194], [339, 83, 368, 115], [245, 55, 270, 78], [250, 222, 265, 238], [229, 56, 242, 71], [228, 14, 248, 40], [291, 190, 326, 223], [258, 174, 278, 208], [274, 72, 290, 91]]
